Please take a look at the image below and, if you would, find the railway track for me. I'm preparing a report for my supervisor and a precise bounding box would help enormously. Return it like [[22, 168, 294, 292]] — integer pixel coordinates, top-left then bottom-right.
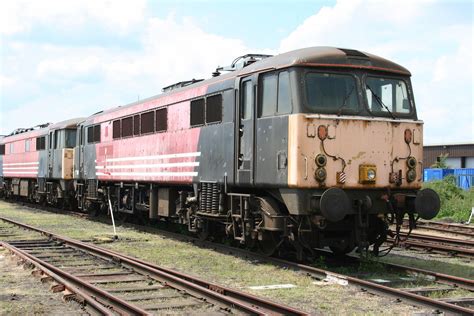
[[0, 216, 306, 315], [141, 230, 474, 314], [404, 220, 474, 238], [389, 231, 474, 258], [2, 201, 474, 314], [104, 222, 474, 314]]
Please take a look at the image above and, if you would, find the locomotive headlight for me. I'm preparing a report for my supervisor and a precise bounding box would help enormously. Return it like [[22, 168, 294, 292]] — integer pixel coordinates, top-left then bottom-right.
[[407, 168, 417, 182], [359, 164, 377, 184], [367, 169, 376, 180]]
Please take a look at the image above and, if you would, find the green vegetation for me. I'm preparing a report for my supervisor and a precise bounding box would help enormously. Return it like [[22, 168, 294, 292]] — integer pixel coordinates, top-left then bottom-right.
[[430, 153, 449, 168], [423, 175, 474, 222]]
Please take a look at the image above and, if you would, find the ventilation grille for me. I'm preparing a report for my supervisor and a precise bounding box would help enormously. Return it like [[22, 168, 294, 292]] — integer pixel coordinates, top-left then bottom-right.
[[38, 178, 46, 193], [87, 179, 98, 199], [199, 182, 220, 213]]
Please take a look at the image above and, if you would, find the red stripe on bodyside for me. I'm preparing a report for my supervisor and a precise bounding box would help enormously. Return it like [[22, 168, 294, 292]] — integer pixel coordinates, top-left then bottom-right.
[[95, 100, 201, 184]]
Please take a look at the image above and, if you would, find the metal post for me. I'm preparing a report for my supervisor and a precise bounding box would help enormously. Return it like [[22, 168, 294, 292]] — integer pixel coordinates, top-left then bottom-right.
[[107, 188, 118, 239], [467, 207, 474, 224]]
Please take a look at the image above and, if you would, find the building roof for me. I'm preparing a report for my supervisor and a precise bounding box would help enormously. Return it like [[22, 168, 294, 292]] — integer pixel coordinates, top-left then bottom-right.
[[424, 142, 474, 147]]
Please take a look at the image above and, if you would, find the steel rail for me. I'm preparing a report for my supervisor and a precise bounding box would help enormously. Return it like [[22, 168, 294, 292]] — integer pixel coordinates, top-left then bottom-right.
[[128, 243, 474, 315], [0, 241, 144, 315], [375, 261, 474, 291], [105, 226, 474, 315], [404, 220, 474, 238], [99, 218, 474, 293], [2, 205, 473, 314], [0, 216, 307, 316], [419, 221, 474, 232], [416, 226, 474, 238], [397, 231, 474, 247], [388, 237, 474, 257]]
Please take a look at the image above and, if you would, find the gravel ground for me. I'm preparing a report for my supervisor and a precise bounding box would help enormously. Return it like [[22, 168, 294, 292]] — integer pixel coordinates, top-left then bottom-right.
[[0, 248, 87, 315], [0, 201, 444, 315]]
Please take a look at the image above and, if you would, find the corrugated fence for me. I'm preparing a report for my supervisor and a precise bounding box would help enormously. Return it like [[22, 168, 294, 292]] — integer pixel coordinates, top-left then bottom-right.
[[423, 168, 474, 190]]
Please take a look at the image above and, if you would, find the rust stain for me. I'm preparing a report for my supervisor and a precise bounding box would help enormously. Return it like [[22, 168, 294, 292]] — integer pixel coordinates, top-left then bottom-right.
[[351, 151, 366, 160], [286, 114, 423, 189]]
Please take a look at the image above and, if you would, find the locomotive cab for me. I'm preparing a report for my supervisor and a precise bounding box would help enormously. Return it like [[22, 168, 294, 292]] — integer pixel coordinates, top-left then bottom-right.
[[39, 118, 83, 206], [230, 47, 441, 257]]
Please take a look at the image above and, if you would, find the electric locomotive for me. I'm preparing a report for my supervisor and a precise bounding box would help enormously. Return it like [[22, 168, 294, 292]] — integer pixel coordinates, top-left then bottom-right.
[[0, 47, 440, 259]]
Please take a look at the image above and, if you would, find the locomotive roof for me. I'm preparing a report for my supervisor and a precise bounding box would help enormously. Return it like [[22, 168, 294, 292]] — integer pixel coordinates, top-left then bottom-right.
[[239, 46, 411, 76], [48, 117, 85, 130], [85, 46, 410, 122], [1, 117, 84, 143]]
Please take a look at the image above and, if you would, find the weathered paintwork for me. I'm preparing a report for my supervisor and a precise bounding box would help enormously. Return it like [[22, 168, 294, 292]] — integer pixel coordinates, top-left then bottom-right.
[[0, 128, 47, 179], [2, 47, 427, 212], [288, 114, 423, 189], [1, 47, 440, 254], [46, 118, 84, 181]]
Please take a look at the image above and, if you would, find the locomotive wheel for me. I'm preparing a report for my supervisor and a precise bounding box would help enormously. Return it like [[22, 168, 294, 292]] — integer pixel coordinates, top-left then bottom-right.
[[258, 231, 280, 256], [245, 237, 258, 250], [329, 244, 354, 256], [197, 220, 209, 241], [87, 203, 100, 217]]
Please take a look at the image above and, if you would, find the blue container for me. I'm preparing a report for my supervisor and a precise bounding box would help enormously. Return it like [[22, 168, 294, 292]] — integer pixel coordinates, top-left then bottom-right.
[[423, 169, 454, 182], [453, 168, 474, 190]]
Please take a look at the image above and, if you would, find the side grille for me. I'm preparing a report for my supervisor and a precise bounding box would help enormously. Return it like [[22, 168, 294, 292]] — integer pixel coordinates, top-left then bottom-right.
[[199, 182, 220, 214], [87, 179, 98, 199], [38, 178, 46, 193]]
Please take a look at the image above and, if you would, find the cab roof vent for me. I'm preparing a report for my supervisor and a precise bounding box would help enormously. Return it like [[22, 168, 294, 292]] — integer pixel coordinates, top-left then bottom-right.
[[338, 48, 368, 59]]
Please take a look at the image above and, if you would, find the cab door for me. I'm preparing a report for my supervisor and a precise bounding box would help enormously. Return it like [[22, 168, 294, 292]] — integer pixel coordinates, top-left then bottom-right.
[[47, 131, 54, 178], [78, 126, 85, 178], [235, 77, 256, 185]]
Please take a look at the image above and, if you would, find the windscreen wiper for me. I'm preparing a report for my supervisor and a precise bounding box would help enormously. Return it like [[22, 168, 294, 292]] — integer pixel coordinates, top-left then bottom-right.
[[366, 84, 396, 119], [336, 85, 355, 116]]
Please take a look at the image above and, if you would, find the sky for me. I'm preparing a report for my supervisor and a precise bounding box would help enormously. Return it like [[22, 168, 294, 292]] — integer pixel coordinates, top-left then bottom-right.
[[0, 0, 472, 144]]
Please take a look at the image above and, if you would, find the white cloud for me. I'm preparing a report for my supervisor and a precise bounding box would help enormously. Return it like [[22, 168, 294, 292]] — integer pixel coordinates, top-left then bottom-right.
[[37, 55, 102, 79], [279, 0, 434, 56], [1, 0, 472, 145], [0, 13, 260, 134], [0, 0, 147, 35], [278, 0, 472, 144], [0, 75, 16, 89]]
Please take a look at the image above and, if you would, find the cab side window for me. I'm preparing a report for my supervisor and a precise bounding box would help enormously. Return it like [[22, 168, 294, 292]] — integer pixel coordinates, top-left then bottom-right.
[[258, 70, 292, 117], [242, 81, 253, 120], [277, 72, 291, 114], [36, 136, 46, 150], [259, 73, 277, 117], [87, 125, 101, 143]]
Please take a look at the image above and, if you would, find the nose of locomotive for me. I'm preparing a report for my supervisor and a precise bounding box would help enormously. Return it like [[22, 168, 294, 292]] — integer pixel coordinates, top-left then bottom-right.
[[414, 188, 441, 220]]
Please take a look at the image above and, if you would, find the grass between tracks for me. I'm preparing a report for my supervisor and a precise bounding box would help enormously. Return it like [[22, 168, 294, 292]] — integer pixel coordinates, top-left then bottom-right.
[[0, 201, 423, 315]]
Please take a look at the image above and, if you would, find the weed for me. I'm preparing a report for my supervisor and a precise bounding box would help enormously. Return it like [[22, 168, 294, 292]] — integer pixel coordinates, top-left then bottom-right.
[[424, 175, 474, 222]]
